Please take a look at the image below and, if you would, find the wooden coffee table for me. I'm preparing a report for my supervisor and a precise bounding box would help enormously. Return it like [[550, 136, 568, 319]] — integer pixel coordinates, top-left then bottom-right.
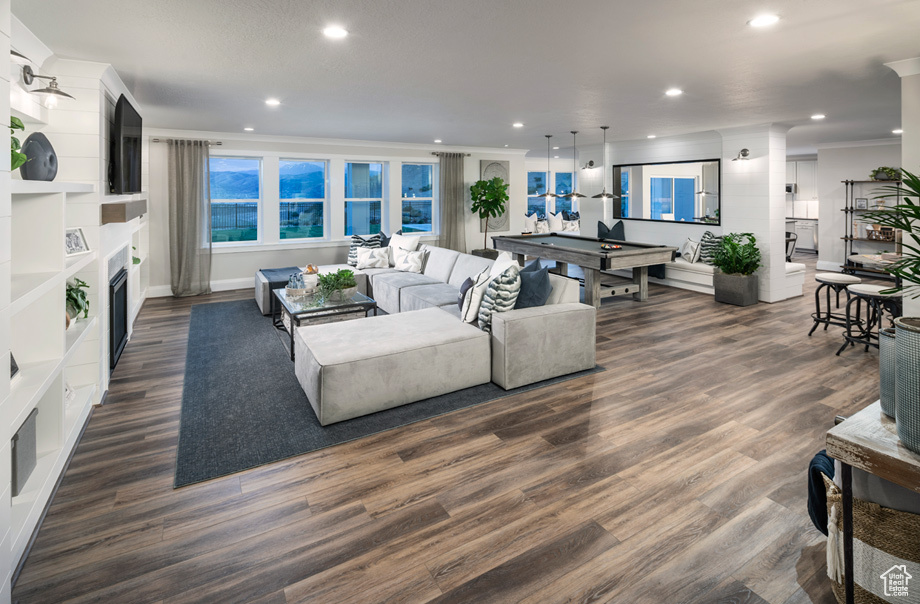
[[272, 288, 377, 360]]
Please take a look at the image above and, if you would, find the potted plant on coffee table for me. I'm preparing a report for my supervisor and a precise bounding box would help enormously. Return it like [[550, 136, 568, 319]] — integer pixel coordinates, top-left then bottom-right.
[[317, 269, 357, 302], [711, 232, 762, 306], [470, 176, 509, 259]]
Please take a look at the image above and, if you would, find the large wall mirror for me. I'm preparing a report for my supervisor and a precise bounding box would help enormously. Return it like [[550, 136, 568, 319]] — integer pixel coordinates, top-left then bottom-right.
[[612, 159, 720, 225]]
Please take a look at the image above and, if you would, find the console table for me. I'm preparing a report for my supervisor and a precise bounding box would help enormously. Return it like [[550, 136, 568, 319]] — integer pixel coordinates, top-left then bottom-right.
[[825, 401, 920, 604]]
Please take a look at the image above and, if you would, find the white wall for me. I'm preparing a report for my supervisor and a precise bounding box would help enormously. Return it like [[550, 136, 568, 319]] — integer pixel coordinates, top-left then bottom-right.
[[0, 0, 12, 600], [815, 141, 901, 271], [146, 130, 526, 294]]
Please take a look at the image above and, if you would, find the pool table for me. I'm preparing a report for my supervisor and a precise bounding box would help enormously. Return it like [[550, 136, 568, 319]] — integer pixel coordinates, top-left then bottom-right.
[[492, 233, 677, 308]]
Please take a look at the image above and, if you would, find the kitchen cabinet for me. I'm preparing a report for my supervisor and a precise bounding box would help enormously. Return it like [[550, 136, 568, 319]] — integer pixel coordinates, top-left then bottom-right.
[[795, 219, 818, 251], [796, 161, 818, 201]]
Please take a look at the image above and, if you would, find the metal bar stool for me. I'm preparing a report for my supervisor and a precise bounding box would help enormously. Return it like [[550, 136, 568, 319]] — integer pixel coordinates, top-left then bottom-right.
[[809, 273, 862, 336], [836, 284, 903, 356]]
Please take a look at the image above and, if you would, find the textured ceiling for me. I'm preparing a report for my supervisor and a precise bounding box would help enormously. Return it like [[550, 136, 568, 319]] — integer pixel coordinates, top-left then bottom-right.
[[12, 0, 920, 154]]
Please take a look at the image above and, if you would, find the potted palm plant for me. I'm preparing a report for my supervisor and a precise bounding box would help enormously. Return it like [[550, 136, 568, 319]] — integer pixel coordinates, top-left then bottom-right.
[[711, 233, 762, 306], [470, 177, 509, 259]]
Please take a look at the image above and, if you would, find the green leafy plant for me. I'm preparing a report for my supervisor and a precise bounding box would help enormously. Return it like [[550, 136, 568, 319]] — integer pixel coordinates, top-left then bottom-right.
[[870, 166, 901, 181], [10, 116, 27, 170], [711, 233, 762, 276], [66, 278, 90, 319], [317, 269, 357, 298], [470, 177, 509, 249], [863, 168, 920, 298], [132, 245, 141, 265]]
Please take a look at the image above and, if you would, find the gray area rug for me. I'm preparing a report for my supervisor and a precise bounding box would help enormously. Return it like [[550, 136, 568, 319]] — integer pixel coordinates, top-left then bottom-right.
[[175, 299, 603, 487]]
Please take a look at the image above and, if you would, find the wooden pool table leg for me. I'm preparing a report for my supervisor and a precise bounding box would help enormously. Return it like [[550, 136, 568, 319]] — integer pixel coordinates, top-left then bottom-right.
[[554, 261, 568, 276], [633, 266, 649, 301], [513, 252, 525, 266], [584, 268, 601, 308]]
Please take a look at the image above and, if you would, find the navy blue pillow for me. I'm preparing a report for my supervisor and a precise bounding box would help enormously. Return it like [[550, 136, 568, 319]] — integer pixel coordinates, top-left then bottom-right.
[[597, 220, 625, 241], [520, 259, 543, 273], [515, 266, 552, 309], [564, 210, 580, 221], [458, 276, 475, 310]]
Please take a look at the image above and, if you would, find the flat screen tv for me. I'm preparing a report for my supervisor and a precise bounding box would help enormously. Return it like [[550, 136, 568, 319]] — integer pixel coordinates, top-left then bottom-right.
[[109, 94, 142, 194]]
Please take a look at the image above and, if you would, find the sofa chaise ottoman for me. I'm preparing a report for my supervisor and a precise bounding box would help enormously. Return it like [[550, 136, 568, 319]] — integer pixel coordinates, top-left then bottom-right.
[[294, 307, 491, 425], [255, 264, 369, 316]]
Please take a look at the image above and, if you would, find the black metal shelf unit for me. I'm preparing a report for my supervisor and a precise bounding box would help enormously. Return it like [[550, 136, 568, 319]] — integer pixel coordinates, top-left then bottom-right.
[[841, 180, 901, 279]]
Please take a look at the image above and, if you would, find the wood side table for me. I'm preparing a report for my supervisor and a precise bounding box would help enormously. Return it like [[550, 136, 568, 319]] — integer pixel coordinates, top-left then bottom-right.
[[826, 400, 920, 603]]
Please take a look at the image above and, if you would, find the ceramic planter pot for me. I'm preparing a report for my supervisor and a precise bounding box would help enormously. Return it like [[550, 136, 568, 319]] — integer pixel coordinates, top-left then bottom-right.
[[713, 272, 758, 306], [894, 317, 920, 454]]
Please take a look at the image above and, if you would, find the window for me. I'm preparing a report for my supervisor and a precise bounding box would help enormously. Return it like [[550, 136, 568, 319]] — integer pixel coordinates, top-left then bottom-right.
[[279, 160, 325, 239], [344, 162, 384, 236], [401, 164, 435, 233], [650, 177, 695, 221], [210, 157, 260, 243], [620, 170, 630, 218], [527, 171, 547, 216], [555, 172, 574, 214]]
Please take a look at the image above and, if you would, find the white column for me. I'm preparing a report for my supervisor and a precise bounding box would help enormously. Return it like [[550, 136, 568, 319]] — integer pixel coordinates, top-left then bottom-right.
[[719, 125, 790, 303], [0, 0, 13, 599], [886, 58, 920, 316]]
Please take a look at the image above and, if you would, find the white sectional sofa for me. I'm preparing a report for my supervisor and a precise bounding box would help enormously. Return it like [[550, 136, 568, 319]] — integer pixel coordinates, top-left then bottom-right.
[[278, 243, 596, 425]]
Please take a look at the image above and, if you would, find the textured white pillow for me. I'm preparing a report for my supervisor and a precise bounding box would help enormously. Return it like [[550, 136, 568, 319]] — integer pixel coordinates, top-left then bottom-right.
[[489, 252, 517, 280], [562, 220, 579, 232], [356, 246, 389, 269], [547, 211, 564, 232], [394, 248, 427, 273], [387, 233, 420, 266], [524, 213, 538, 233], [534, 220, 550, 234], [679, 238, 701, 263], [461, 268, 492, 323]]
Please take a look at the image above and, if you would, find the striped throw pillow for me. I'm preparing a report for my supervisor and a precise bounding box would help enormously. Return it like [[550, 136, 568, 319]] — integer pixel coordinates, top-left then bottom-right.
[[698, 231, 722, 265], [347, 234, 382, 266], [478, 264, 522, 333]]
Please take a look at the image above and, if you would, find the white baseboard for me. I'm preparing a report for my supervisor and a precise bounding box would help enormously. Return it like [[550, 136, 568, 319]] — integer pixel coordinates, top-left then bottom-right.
[[148, 278, 255, 298], [816, 260, 843, 272]]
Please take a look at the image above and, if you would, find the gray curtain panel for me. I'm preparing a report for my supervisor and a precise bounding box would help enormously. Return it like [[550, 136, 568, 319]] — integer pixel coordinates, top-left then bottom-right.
[[167, 140, 212, 297], [438, 152, 466, 253]]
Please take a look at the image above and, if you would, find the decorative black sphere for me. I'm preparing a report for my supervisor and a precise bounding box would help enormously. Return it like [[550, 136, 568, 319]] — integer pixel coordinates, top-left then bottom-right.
[[20, 132, 58, 181]]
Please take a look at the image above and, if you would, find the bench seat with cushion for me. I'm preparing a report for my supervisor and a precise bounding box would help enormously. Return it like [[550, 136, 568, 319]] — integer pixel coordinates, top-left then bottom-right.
[[294, 307, 491, 425]]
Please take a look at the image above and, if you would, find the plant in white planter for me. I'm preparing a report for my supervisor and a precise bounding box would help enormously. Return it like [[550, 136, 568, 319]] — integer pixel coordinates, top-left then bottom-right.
[[470, 177, 509, 259], [711, 233, 762, 306]]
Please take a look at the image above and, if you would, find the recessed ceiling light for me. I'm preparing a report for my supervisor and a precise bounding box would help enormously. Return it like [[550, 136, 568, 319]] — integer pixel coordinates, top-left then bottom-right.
[[553, 146, 559, 150], [504, 144, 509, 147], [554, 155, 559, 158], [647, 135, 657, 139], [265, 98, 281, 106], [434, 139, 442, 143], [748, 14, 779, 27], [665, 88, 683, 97], [244, 127, 254, 131], [811, 114, 826, 120], [323, 26, 348, 39], [893, 129, 903, 134], [512, 122, 524, 128]]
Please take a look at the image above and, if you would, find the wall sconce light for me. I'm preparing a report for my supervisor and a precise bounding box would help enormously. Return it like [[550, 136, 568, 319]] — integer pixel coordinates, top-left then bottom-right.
[[732, 148, 750, 161], [581, 160, 596, 170], [22, 65, 75, 109]]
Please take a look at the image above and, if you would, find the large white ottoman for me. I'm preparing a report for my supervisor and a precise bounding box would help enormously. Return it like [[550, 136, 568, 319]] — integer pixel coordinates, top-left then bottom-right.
[[294, 307, 491, 425]]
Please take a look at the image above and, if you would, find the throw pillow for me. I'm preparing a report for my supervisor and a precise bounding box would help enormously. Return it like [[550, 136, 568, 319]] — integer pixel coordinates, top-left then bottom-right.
[[524, 213, 538, 233], [562, 219, 579, 232], [356, 246, 389, 269], [461, 269, 492, 323], [515, 266, 551, 309], [387, 232, 419, 266], [563, 210, 580, 221], [478, 264, 522, 332], [534, 220, 550, 234], [347, 233, 382, 266], [520, 259, 543, 273], [679, 238, 700, 264], [598, 220, 625, 241], [489, 252, 517, 279], [547, 211, 564, 232], [394, 247, 427, 273], [698, 231, 722, 265], [458, 276, 475, 310]]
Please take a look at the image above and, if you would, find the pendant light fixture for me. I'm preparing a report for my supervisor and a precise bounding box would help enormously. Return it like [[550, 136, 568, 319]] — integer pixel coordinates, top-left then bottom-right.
[[560, 131, 586, 199], [592, 126, 620, 200], [537, 135, 557, 199]]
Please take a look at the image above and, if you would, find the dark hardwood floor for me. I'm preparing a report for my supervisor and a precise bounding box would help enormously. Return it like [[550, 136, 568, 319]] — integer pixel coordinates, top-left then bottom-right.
[[14, 254, 883, 603]]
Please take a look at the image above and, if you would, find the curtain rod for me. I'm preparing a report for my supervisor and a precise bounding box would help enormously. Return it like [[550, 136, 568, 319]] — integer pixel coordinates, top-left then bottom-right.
[[151, 138, 223, 146], [431, 152, 471, 157]]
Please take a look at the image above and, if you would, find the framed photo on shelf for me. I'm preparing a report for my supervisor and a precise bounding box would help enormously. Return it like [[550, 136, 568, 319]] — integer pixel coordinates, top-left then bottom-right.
[[65, 227, 90, 257], [855, 198, 869, 210]]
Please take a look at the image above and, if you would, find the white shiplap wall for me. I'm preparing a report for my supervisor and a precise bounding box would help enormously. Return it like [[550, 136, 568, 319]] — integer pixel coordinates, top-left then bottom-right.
[[1, 0, 13, 599]]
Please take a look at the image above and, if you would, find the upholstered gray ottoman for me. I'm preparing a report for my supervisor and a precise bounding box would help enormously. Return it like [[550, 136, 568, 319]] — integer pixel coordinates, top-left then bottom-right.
[[294, 307, 490, 425]]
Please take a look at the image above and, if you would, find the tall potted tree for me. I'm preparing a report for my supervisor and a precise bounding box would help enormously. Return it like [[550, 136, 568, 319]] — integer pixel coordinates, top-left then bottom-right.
[[470, 177, 509, 259], [711, 232, 762, 306]]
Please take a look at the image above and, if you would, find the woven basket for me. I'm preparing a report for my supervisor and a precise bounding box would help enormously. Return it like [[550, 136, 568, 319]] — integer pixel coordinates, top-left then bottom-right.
[[895, 317, 920, 454], [880, 328, 896, 418], [825, 476, 920, 603]]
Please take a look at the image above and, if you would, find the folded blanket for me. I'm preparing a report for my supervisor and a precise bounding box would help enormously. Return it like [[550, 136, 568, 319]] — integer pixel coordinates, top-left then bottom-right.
[[260, 266, 301, 288]]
